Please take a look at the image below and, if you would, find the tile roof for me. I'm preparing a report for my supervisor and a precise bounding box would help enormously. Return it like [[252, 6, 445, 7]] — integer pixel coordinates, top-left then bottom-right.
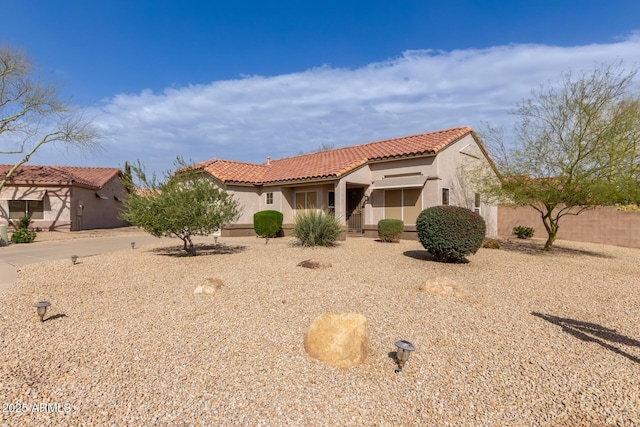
[[0, 165, 122, 190], [196, 126, 474, 184]]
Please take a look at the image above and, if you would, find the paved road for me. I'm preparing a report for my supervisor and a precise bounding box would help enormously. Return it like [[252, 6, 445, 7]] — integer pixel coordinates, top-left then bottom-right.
[[0, 234, 168, 293]]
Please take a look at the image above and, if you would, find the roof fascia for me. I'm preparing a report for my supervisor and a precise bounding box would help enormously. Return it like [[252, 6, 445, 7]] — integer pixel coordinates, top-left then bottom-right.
[[366, 153, 437, 166]]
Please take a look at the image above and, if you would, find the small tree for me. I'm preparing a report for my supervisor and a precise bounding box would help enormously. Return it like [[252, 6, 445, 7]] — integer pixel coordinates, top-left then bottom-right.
[[477, 63, 640, 250], [121, 158, 241, 256], [0, 46, 100, 192]]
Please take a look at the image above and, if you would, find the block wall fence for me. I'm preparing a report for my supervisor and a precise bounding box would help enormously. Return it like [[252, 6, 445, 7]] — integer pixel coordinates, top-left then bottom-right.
[[498, 205, 640, 249]]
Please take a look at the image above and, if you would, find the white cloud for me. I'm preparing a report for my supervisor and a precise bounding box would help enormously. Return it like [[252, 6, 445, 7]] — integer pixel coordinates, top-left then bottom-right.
[[30, 35, 640, 175]]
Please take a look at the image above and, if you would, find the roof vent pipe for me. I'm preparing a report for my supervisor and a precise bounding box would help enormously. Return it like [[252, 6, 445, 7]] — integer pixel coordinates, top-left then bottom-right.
[[266, 156, 271, 165]]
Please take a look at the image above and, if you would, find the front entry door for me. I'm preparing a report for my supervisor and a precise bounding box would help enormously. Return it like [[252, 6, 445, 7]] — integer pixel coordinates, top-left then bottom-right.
[[346, 188, 364, 233]]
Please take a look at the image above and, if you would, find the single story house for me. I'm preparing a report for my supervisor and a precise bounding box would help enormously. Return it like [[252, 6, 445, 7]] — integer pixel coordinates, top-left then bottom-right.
[[194, 126, 498, 238], [0, 165, 129, 231]]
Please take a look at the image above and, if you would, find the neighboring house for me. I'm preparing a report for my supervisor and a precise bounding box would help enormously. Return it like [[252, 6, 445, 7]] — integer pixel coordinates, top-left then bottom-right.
[[194, 126, 498, 238], [0, 165, 129, 231]]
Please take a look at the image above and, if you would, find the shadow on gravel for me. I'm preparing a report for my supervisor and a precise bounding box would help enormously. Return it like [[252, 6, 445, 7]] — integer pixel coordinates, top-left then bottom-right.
[[150, 244, 247, 257], [403, 250, 470, 264], [532, 312, 640, 365], [498, 239, 613, 259], [44, 313, 67, 322]]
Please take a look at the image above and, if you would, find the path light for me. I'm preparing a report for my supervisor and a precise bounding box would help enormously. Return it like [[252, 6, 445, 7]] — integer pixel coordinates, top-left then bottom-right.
[[214, 236, 218, 244], [131, 241, 135, 249], [394, 340, 415, 373], [265, 237, 270, 244], [71, 255, 78, 265], [34, 301, 51, 322]]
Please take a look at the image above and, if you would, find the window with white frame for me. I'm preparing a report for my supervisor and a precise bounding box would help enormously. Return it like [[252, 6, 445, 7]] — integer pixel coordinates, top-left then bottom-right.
[[266, 192, 273, 205], [474, 193, 481, 214]]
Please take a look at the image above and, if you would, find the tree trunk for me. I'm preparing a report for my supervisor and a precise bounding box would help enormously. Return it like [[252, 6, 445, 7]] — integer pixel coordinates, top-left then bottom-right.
[[180, 235, 196, 256], [541, 211, 558, 251]]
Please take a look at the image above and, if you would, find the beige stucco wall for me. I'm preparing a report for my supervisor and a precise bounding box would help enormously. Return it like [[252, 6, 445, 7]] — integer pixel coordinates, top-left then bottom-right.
[[433, 134, 498, 236], [71, 177, 129, 230], [498, 205, 640, 248], [228, 182, 338, 229], [0, 186, 72, 230], [226, 186, 261, 225], [365, 157, 435, 226]]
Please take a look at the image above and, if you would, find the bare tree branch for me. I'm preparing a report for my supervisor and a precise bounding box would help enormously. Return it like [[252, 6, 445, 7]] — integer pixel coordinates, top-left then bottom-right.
[[0, 45, 102, 193]]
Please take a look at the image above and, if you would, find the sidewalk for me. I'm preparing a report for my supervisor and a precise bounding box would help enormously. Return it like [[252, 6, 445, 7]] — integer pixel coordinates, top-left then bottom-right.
[[0, 233, 166, 294]]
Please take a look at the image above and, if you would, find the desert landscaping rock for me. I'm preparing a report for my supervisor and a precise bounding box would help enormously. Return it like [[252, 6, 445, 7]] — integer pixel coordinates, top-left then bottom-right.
[[1, 235, 639, 425], [419, 276, 467, 297], [297, 259, 332, 269], [303, 313, 368, 367], [194, 278, 225, 294]]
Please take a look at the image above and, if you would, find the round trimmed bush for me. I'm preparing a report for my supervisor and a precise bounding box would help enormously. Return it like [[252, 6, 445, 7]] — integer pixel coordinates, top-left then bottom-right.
[[416, 206, 486, 262], [377, 219, 404, 242], [253, 210, 283, 238]]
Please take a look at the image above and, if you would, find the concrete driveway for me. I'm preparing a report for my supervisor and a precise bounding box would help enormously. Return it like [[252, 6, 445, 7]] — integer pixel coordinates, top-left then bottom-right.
[[0, 234, 167, 294]]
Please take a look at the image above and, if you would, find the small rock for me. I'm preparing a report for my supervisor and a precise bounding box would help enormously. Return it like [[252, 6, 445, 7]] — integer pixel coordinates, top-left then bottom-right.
[[297, 259, 332, 269], [419, 277, 466, 297], [194, 278, 225, 294]]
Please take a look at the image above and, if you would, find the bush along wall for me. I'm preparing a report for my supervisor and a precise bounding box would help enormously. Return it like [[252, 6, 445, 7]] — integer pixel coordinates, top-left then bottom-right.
[[416, 206, 486, 262], [377, 219, 404, 242], [253, 210, 284, 238], [10, 216, 36, 244]]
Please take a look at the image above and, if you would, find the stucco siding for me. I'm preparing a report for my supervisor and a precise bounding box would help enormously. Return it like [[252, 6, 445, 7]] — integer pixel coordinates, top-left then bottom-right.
[[0, 186, 72, 230], [433, 134, 498, 236], [366, 157, 435, 226], [72, 177, 129, 230]]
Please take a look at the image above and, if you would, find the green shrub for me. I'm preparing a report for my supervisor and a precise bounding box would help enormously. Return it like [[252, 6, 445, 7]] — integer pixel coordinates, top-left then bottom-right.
[[377, 219, 404, 242], [416, 206, 486, 262], [513, 225, 534, 239], [293, 210, 342, 247], [10, 216, 36, 244], [253, 210, 283, 238]]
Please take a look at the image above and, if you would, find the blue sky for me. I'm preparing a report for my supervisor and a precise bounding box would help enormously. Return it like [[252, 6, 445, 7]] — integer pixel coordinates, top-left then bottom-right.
[[2, 1, 640, 175]]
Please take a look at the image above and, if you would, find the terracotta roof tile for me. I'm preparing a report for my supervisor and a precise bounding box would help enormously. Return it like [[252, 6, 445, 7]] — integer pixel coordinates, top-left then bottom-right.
[[198, 127, 473, 184], [0, 165, 121, 189]]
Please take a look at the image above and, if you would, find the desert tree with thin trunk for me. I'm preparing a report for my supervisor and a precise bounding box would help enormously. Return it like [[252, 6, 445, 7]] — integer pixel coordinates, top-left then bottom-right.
[[474, 63, 640, 251], [120, 157, 241, 256], [0, 45, 101, 192]]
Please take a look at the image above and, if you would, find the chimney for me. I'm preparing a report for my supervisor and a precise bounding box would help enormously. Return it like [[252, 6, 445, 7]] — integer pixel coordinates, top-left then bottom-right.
[[266, 156, 271, 165]]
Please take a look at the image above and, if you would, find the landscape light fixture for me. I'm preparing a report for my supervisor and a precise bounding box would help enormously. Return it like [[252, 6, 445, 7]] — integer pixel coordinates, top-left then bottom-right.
[[71, 255, 78, 265], [394, 340, 415, 373], [214, 236, 218, 244], [34, 301, 51, 322], [131, 241, 135, 249]]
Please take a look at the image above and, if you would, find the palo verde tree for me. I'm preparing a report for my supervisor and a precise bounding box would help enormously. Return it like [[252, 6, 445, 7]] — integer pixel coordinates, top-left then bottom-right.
[[478, 63, 640, 250], [0, 45, 100, 192], [121, 158, 241, 256]]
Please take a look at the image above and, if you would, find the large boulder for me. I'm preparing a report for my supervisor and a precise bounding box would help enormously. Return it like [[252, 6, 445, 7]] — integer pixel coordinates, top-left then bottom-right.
[[304, 313, 367, 367]]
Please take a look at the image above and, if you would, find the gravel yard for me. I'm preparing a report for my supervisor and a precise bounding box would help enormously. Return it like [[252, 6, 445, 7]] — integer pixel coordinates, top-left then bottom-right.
[[1, 235, 639, 426]]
